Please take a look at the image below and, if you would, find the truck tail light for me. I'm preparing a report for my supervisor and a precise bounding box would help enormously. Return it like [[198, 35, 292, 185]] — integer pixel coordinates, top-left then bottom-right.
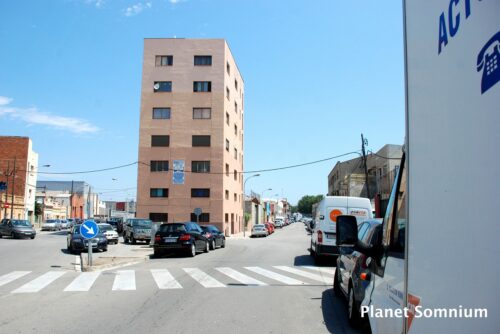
[[318, 231, 323, 243], [179, 234, 191, 241]]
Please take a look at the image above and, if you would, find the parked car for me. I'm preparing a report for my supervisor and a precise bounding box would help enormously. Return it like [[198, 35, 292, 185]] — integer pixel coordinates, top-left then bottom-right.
[[334, 219, 382, 326], [67, 224, 108, 254], [200, 225, 226, 250], [123, 218, 153, 244], [66, 218, 75, 229], [264, 222, 274, 234], [274, 219, 284, 228], [42, 219, 61, 231], [60, 219, 70, 229], [0, 219, 36, 239], [106, 219, 120, 231], [98, 223, 119, 244], [250, 224, 268, 237], [153, 222, 209, 258]]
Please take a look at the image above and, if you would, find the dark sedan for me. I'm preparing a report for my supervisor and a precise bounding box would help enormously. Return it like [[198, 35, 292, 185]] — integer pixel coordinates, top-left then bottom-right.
[[334, 219, 382, 327], [153, 222, 209, 258], [0, 219, 36, 239], [201, 225, 226, 250], [67, 224, 108, 254]]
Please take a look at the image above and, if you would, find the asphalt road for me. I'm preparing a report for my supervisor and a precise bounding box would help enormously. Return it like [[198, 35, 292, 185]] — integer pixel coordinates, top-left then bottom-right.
[[0, 223, 361, 334]]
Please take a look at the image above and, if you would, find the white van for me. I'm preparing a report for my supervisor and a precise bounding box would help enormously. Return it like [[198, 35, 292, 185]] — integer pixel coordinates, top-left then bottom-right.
[[310, 196, 372, 263]]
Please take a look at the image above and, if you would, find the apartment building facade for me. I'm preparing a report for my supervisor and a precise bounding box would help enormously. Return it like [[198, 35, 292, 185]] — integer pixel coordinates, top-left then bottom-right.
[[136, 39, 244, 236]]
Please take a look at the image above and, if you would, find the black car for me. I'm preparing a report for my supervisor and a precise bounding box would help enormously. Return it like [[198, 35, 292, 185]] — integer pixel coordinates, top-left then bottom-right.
[[67, 224, 108, 254], [153, 222, 209, 258], [0, 219, 36, 239], [201, 225, 226, 250], [333, 219, 382, 326]]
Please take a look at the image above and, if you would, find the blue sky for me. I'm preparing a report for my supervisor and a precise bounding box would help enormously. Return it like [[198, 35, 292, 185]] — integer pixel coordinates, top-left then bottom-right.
[[0, 0, 405, 204]]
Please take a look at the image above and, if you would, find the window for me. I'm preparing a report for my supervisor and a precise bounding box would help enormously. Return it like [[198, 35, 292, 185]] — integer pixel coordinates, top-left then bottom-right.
[[192, 135, 211, 147], [225, 164, 229, 176], [149, 213, 168, 222], [152, 108, 171, 119], [226, 87, 230, 100], [234, 124, 237, 135], [151, 135, 169, 147], [155, 55, 173, 66], [357, 223, 370, 241], [153, 81, 172, 92], [193, 108, 211, 119], [226, 61, 230, 74], [234, 147, 237, 159], [234, 102, 238, 113], [190, 213, 210, 223], [226, 112, 230, 125], [226, 139, 230, 151], [234, 193, 237, 202], [193, 81, 211, 92], [192, 161, 210, 173], [150, 160, 169, 172], [225, 190, 229, 200], [194, 55, 212, 66], [235, 79, 238, 90], [234, 170, 237, 181], [150, 188, 169, 198], [191, 188, 210, 198]]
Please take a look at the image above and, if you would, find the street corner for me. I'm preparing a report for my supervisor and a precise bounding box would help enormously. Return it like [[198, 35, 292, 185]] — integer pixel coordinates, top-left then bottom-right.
[[81, 242, 152, 272]]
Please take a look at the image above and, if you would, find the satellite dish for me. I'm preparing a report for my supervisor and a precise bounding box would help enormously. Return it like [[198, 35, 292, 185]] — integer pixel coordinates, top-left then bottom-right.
[[153, 83, 160, 90]]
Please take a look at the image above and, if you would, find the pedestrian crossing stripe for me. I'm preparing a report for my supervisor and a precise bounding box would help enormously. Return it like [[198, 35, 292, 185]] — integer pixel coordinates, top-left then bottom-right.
[[0, 266, 335, 294]]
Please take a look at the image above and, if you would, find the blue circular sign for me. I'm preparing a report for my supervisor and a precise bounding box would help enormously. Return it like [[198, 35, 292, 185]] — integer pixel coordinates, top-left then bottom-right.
[[80, 220, 99, 239]]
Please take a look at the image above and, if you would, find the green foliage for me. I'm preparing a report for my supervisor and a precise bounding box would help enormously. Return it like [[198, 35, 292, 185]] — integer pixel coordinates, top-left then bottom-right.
[[244, 212, 251, 226], [297, 195, 324, 214], [35, 202, 42, 217]]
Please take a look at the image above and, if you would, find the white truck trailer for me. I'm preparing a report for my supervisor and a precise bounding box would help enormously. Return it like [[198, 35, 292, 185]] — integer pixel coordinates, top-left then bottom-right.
[[336, 1, 499, 333]]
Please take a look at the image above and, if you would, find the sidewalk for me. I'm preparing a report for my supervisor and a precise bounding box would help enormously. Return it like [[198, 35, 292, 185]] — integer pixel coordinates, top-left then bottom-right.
[[226, 231, 251, 239], [81, 239, 152, 272]]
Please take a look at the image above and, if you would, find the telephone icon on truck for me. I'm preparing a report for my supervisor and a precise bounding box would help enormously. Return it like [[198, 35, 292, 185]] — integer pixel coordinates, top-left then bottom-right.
[[477, 31, 500, 94]]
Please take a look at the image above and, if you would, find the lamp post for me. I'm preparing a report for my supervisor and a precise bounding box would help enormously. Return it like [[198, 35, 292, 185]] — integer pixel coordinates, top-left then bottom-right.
[[243, 173, 260, 237]]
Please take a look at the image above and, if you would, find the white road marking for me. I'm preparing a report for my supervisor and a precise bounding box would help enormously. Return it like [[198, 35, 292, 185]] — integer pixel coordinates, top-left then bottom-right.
[[0, 271, 31, 287], [74, 256, 81, 272], [301, 266, 336, 276], [216, 267, 267, 286], [183, 268, 225, 288], [12, 271, 66, 293], [112, 270, 136, 291], [273, 266, 331, 284], [151, 269, 182, 289], [244, 267, 307, 285], [64, 272, 100, 292]]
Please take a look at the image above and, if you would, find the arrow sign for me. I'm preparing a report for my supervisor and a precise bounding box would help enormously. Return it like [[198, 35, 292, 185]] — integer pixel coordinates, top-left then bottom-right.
[[80, 220, 99, 239]]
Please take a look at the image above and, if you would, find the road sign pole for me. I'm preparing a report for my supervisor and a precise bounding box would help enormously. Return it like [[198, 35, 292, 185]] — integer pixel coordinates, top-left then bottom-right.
[[88, 239, 92, 267]]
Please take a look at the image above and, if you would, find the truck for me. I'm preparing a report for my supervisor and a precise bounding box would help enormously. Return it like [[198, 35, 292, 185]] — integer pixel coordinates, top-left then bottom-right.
[[335, 1, 499, 333]]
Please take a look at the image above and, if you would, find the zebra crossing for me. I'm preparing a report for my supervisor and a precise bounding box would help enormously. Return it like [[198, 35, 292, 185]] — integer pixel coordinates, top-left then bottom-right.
[[0, 265, 335, 294]]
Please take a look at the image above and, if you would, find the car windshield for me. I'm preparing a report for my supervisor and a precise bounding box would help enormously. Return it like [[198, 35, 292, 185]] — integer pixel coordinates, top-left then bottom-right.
[[12, 220, 31, 227], [159, 224, 186, 233], [130, 219, 152, 228], [254, 225, 265, 228], [99, 224, 113, 232]]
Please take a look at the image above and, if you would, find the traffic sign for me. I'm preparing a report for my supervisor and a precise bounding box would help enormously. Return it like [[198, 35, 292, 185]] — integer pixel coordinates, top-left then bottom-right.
[[194, 208, 202, 217], [80, 220, 99, 239]]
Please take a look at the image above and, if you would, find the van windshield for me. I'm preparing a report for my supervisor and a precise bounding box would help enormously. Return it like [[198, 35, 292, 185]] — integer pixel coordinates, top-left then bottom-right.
[[130, 220, 152, 228]]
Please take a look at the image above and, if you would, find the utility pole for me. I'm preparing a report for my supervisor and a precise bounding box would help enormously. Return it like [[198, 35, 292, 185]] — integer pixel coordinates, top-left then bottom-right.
[[10, 157, 17, 219], [361, 134, 371, 199], [3, 161, 10, 219], [70, 180, 74, 218]]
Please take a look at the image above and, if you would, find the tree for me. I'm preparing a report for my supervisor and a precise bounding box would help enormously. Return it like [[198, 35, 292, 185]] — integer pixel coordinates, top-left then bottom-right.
[[297, 195, 324, 214], [35, 202, 42, 217]]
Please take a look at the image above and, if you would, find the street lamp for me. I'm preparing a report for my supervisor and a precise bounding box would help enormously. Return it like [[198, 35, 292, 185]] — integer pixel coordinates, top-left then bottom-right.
[[243, 173, 260, 236]]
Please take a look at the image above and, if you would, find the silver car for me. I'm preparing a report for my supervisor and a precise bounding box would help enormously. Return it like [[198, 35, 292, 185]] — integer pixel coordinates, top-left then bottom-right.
[[251, 224, 268, 238], [42, 219, 62, 231]]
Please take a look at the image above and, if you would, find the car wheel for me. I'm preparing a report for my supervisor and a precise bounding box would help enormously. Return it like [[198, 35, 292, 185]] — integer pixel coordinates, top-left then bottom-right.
[[189, 244, 196, 257], [131, 235, 136, 245], [333, 267, 342, 297], [221, 239, 225, 248], [153, 248, 163, 258], [210, 240, 216, 250], [204, 241, 209, 253], [103, 247, 108, 252], [30, 236, 35, 239], [11, 232, 17, 239], [348, 285, 361, 326]]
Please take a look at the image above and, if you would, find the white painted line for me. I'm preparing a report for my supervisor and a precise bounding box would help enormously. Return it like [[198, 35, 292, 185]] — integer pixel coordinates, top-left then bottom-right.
[[0, 271, 31, 287], [216, 267, 267, 286], [74, 256, 81, 272], [151, 269, 182, 289], [244, 267, 307, 285], [273, 266, 331, 284], [64, 272, 100, 292], [183, 268, 225, 288], [12, 271, 66, 293], [301, 266, 336, 276], [112, 270, 136, 291]]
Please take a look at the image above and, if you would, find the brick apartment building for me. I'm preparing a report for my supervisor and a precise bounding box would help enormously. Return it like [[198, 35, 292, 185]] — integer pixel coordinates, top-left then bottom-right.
[[136, 39, 244, 235], [0, 136, 38, 222]]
